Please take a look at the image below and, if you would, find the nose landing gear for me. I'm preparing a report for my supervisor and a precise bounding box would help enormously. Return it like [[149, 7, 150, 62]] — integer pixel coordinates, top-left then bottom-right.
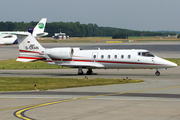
[[155, 71, 160, 76]]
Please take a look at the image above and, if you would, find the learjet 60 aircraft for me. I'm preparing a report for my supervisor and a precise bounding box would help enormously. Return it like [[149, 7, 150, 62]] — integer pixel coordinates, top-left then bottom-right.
[[13, 32, 177, 76], [0, 18, 48, 45]]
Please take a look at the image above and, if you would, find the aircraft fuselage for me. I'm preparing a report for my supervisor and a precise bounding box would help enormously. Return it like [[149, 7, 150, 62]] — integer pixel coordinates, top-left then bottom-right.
[[48, 48, 177, 69]]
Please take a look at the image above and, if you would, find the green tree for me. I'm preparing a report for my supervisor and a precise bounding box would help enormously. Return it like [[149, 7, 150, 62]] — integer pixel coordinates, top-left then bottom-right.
[[112, 33, 128, 39], [177, 34, 180, 38]]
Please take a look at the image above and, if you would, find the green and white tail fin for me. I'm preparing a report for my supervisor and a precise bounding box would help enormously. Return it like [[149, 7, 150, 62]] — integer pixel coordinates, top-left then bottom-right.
[[31, 18, 48, 37]]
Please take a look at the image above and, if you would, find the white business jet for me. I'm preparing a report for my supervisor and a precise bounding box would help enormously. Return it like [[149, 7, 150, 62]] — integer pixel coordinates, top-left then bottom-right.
[[0, 18, 48, 45], [13, 32, 177, 76]]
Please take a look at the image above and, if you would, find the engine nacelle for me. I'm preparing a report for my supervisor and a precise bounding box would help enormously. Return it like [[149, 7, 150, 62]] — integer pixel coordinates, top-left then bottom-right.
[[45, 47, 73, 59]]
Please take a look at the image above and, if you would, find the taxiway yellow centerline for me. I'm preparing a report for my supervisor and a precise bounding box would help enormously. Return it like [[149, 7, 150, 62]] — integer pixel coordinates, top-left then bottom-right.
[[13, 85, 180, 120]]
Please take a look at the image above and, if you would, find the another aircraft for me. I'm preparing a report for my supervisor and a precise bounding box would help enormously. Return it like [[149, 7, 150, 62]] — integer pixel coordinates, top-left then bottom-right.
[[0, 34, 18, 45], [13, 32, 177, 76], [27, 18, 48, 37], [0, 18, 48, 45]]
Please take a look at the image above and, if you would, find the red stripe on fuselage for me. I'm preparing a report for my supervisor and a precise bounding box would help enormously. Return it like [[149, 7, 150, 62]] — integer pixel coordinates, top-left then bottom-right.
[[53, 59, 162, 66], [17, 57, 164, 66], [97, 60, 157, 65], [18, 56, 46, 60]]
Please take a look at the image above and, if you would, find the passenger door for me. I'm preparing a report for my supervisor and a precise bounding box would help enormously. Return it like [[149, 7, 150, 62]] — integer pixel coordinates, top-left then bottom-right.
[[92, 52, 98, 62]]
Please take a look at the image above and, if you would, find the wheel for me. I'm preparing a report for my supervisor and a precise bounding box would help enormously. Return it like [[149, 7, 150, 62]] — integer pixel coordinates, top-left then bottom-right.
[[155, 71, 160, 76], [78, 71, 84, 75], [87, 69, 93, 75], [87, 70, 92, 75], [78, 67, 84, 75]]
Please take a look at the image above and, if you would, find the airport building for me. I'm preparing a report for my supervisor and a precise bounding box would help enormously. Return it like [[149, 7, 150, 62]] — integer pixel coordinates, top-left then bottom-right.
[[52, 31, 69, 39]]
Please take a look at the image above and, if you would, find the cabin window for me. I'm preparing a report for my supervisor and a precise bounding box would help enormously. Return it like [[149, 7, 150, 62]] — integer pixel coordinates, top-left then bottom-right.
[[138, 52, 141, 56], [121, 55, 124, 59], [101, 55, 104, 59], [108, 55, 111, 59], [114, 55, 117, 59], [128, 55, 131, 59], [93, 55, 96, 59]]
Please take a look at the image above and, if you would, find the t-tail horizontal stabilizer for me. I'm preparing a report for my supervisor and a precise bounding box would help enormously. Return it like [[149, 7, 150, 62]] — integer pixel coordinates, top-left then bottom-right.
[[13, 32, 46, 62]]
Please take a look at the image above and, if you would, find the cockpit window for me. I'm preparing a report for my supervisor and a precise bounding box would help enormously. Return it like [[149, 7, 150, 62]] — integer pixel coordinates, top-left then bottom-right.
[[138, 52, 154, 57], [3, 35, 12, 38]]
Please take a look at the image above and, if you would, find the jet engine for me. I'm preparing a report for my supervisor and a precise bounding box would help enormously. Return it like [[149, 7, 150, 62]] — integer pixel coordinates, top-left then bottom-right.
[[45, 47, 73, 59]]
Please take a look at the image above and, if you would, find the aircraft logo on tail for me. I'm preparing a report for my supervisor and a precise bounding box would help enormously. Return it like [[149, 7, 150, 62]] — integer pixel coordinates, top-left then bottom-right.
[[38, 23, 44, 29], [25, 45, 39, 50]]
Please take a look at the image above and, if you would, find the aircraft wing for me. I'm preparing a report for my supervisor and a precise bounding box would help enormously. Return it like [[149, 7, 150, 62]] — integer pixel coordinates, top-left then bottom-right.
[[59, 62, 104, 68]]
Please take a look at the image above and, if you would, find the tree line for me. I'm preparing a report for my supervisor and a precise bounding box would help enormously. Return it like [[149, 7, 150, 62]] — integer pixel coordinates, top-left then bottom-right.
[[0, 21, 176, 37]]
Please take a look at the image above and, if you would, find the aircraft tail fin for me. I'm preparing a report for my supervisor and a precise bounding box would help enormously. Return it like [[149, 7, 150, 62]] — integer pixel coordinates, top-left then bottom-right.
[[15, 32, 46, 62], [28, 18, 48, 37]]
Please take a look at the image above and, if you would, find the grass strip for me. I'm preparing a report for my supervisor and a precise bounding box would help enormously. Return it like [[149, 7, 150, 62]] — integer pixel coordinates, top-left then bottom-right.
[[0, 59, 68, 69], [165, 58, 180, 66], [0, 77, 143, 91]]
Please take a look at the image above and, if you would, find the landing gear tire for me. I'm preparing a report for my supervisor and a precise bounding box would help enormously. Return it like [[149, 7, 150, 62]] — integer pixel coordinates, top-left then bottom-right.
[[78, 67, 84, 75], [87, 68, 93, 75], [78, 71, 84, 75], [155, 71, 160, 76]]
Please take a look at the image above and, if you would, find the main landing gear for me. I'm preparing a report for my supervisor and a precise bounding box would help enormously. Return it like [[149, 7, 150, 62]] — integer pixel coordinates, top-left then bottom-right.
[[87, 68, 93, 75], [155, 70, 160, 76], [78, 68, 93, 75], [78, 67, 84, 75]]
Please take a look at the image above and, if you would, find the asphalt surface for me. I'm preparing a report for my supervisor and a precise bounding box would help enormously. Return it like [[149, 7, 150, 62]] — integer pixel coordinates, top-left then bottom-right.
[[0, 42, 180, 120]]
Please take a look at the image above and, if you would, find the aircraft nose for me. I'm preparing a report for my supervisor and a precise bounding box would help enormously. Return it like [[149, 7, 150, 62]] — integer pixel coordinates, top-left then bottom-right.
[[164, 59, 177, 68], [170, 62, 178, 67], [155, 57, 177, 68]]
